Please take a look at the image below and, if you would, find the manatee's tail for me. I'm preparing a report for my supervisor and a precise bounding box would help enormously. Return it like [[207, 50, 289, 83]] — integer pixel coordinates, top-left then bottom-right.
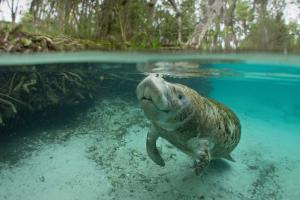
[[224, 154, 235, 162]]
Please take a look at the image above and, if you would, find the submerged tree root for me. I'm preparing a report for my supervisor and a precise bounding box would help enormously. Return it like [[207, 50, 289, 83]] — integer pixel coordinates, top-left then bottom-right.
[[0, 65, 136, 129], [0, 69, 93, 127]]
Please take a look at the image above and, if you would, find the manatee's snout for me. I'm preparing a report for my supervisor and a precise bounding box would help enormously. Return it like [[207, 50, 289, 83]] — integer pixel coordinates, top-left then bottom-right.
[[136, 74, 170, 112]]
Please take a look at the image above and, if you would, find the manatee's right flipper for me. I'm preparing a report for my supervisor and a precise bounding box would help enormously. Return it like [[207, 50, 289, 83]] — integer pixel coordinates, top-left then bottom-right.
[[187, 138, 212, 176], [146, 126, 165, 166]]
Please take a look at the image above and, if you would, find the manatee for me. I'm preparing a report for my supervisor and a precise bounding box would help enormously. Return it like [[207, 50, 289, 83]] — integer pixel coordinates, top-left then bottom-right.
[[136, 74, 241, 175]]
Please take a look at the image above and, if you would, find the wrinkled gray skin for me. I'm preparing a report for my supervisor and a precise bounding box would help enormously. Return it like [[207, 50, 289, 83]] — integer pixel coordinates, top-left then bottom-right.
[[137, 74, 241, 175]]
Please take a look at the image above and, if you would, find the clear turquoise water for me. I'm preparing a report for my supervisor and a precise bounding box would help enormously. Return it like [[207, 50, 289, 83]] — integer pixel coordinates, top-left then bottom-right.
[[0, 53, 299, 200]]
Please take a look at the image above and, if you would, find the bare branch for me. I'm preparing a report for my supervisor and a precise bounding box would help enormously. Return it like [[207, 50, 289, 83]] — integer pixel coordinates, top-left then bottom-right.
[[185, 0, 224, 48]]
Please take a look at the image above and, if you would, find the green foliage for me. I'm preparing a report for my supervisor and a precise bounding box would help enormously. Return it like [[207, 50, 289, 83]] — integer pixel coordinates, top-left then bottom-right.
[[150, 37, 161, 49], [239, 14, 290, 51], [20, 12, 34, 24], [235, 0, 253, 25], [127, 31, 161, 50], [2, 0, 300, 52], [180, 0, 197, 41], [155, 8, 178, 45], [287, 21, 300, 51]]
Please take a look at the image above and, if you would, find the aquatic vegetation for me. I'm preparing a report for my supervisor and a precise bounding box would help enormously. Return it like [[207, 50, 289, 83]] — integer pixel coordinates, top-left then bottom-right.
[[249, 163, 282, 200], [0, 62, 141, 130], [0, 69, 86, 125]]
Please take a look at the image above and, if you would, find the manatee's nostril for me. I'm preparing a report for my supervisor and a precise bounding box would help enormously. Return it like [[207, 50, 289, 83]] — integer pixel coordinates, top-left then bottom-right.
[[155, 73, 159, 78], [142, 96, 152, 101]]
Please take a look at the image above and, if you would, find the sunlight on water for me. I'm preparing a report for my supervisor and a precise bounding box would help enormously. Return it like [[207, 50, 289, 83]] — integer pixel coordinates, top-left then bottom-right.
[[0, 52, 300, 66], [1, 52, 300, 80]]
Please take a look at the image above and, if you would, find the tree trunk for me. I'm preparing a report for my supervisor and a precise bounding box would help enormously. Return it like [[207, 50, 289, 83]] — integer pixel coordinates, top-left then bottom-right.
[[224, 0, 237, 51], [185, 0, 224, 49], [46, 1, 55, 21], [145, 0, 157, 38], [213, 16, 221, 50], [6, 0, 19, 24], [64, 0, 71, 31], [11, 12, 16, 23], [29, 0, 38, 22], [116, 1, 129, 43], [96, 0, 114, 38], [147, 0, 157, 20], [167, 0, 182, 44]]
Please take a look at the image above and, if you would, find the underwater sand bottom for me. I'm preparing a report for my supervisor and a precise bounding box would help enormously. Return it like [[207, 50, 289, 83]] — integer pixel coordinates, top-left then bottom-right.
[[0, 97, 299, 200]]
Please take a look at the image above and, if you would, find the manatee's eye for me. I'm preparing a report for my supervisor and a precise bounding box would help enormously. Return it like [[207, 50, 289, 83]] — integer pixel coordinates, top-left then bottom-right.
[[177, 93, 183, 100], [155, 73, 159, 77]]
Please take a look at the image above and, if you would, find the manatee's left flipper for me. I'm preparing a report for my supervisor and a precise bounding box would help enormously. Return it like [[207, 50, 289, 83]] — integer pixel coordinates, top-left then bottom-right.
[[193, 149, 211, 175], [146, 126, 165, 166], [187, 138, 213, 176]]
